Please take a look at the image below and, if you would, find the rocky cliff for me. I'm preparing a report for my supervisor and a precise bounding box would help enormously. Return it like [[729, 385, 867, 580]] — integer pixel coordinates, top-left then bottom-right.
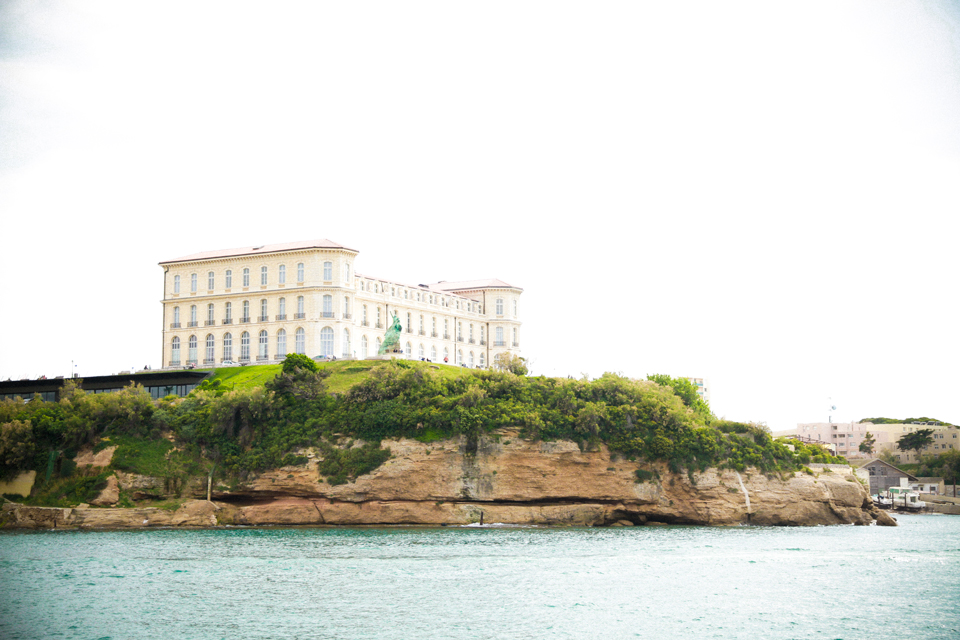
[[1, 430, 895, 529]]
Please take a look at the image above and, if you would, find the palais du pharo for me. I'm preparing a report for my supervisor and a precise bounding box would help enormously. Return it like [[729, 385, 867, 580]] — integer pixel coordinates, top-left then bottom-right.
[[159, 239, 522, 368]]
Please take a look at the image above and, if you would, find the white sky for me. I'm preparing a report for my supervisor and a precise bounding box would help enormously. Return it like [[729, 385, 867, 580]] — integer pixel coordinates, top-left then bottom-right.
[[2, 1, 959, 432]]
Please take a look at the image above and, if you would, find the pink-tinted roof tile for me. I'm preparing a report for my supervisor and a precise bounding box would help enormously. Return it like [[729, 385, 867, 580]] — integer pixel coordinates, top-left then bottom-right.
[[160, 239, 357, 264]]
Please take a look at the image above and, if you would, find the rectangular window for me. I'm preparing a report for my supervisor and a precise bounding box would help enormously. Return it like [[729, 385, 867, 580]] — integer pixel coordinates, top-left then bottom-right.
[[191, 273, 197, 293], [297, 263, 304, 282], [174, 275, 180, 294], [243, 268, 250, 287], [261, 266, 268, 286], [208, 272, 215, 290], [279, 265, 286, 285], [323, 261, 332, 281], [225, 270, 232, 288]]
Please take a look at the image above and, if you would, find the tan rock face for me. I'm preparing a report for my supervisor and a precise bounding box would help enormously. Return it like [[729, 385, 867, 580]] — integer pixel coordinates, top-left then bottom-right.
[[3, 431, 893, 528]]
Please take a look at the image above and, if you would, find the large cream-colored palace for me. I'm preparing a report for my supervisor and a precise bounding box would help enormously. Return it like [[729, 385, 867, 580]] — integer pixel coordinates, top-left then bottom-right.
[[159, 239, 522, 369]]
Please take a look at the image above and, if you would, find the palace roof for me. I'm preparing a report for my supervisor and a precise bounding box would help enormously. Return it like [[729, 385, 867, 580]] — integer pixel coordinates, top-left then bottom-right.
[[423, 279, 522, 292], [160, 239, 357, 264]]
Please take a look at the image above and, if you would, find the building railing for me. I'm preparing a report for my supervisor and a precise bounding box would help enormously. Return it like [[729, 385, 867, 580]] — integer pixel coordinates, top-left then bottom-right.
[[222, 318, 233, 325], [362, 321, 369, 327], [322, 312, 334, 318], [295, 313, 306, 319], [480, 340, 486, 346], [240, 317, 251, 323], [444, 333, 450, 340], [205, 320, 216, 326], [513, 342, 519, 347], [188, 321, 198, 327], [376, 322, 383, 329], [259, 315, 269, 322], [170, 323, 181, 329], [494, 340, 506, 347], [469, 338, 475, 344], [168, 360, 181, 366], [431, 331, 438, 338], [343, 313, 352, 320], [276, 314, 287, 321], [419, 329, 425, 335], [203, 358, 215, 365], [257, 355, 270, 361]]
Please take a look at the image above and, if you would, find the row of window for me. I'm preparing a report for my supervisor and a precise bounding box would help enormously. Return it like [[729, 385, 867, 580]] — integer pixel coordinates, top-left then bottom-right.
[[169, 330, 502, 365], [171, 267, 515, 319], [169, 301, 518, 346], [173, 261, 349, 294]]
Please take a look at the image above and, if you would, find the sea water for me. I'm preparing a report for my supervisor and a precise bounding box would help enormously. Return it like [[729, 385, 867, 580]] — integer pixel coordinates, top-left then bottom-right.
[[1, 514, 958, 640]]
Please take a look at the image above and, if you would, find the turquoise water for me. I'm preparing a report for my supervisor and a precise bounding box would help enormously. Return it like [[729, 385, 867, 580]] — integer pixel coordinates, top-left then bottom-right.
[[1, 514, 958, 639]]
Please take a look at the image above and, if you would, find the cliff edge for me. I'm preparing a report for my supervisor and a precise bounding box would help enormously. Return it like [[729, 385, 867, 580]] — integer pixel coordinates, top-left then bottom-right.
[[1, 430, 895, 529]]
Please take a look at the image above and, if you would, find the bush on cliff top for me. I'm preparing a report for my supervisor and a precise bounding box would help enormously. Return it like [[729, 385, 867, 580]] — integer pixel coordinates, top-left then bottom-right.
[[1, 358, 842, 494]]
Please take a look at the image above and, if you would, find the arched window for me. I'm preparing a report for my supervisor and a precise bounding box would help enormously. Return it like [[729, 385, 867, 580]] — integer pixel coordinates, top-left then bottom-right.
[[295, 328, 305, 354], [207, 271, 215, 290], [468, 352, 474, 368], [323, 261, 332, 281], [297, 262, 304, 282], [171, 336, 181, 365], [207, 303, 214, 324], [322, 295, 333, 318], [418, 344, 425, 359], [361, 335, 368, 359], [190, 273, 197, 293], [223, 333, 233, 361], [457, 349, 463, 365], [205, 334, 215, 363], [320, 327, 334, 357], [260, 266, 268, 286], [343, 296, 350, 319], [260, 299, 268, 322], [431, 346, 437, 361], [173, 275, 180, 294], [242, 268, 250, 287], [258, 330, 269, 360], [342, 329, 350, 357], [277, 329, 287, 356], [188, 335, 198, 364], [405, 342, 412, 358], [225, 270, 232, 288], [443, 347, 449, 362], [240, 331, 250, 361], [297, 296, 305, 318], [376, 337, 382, 353], [225, 302, 232, 323], [242, 300, 250, 322], [278, 264, 286, 285], [479, 353, 485, 367], [278, 297, 286, 320], [173, 306, 180, 328]]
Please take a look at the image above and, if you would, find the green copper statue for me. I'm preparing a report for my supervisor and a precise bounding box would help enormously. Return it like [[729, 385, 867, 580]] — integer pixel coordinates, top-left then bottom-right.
[[378, 312, 402, 355]]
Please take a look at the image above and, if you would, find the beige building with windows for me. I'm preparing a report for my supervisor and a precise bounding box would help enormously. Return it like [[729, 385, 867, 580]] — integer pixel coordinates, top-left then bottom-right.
[[159, 239, 522, 369], [773, 421, 959, 462]]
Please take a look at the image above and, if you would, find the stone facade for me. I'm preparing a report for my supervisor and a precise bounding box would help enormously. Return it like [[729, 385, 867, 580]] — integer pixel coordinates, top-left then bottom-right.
[[159, 239, 522, 369], [774, 422, 960, 462]]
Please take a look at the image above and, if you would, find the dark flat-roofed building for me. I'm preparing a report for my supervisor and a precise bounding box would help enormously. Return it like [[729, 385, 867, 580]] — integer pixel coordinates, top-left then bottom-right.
[[0, 370, 212, 402]]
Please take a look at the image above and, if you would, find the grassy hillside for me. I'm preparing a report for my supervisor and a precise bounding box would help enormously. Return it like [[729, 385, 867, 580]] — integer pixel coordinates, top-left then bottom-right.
[[1, 357, 846, 507]]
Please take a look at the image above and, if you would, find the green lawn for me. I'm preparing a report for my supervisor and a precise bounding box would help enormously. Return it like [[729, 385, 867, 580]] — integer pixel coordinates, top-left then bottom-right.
[[200, 359, 476, 394]]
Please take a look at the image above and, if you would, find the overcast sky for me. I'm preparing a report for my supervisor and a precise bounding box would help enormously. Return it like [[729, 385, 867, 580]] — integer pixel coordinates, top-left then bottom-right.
[[2, 1, 959, 432]]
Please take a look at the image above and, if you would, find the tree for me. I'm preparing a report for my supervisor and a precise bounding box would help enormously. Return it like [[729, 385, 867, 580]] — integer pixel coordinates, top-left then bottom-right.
[[493, 353, 528, 375], [859, 431, 876, 455], [897, 428, 935, 457]]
